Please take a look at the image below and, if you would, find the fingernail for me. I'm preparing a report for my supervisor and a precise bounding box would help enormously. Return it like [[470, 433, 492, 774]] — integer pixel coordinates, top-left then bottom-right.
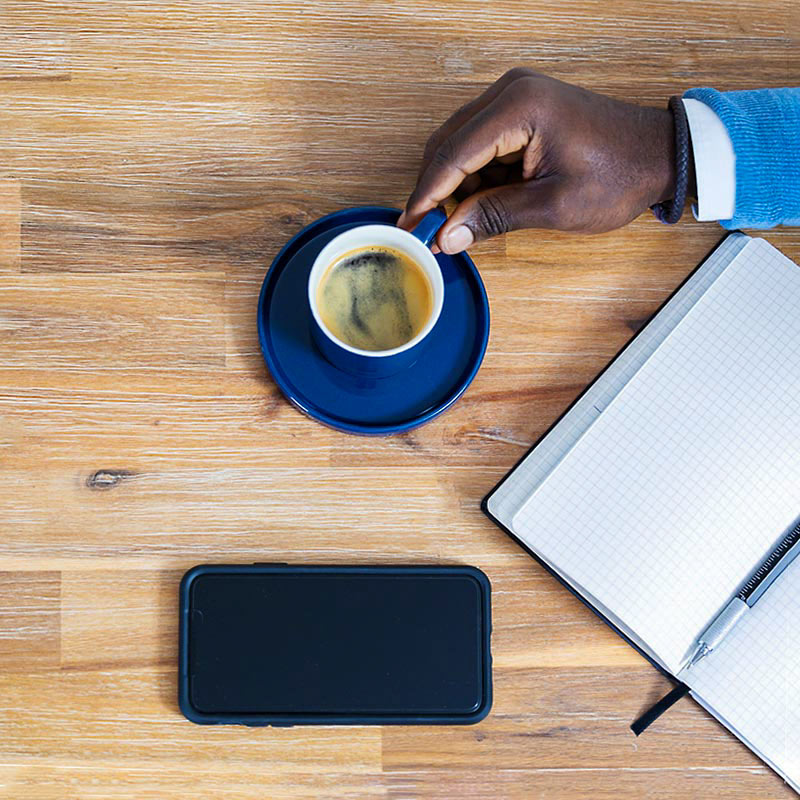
[[442, 225, 473, 254], [396, 211, 407, 228], [431, 243, 441, 255]]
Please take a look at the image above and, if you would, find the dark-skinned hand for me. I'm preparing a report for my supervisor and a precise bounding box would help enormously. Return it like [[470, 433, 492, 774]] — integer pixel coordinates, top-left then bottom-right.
[[398, 68, 684, 254]]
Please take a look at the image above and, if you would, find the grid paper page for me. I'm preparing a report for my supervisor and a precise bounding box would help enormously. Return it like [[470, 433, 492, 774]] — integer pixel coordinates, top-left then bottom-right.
[[486, 234, 750, 529], [511, 238, 800, 674], [684, 555, 800, 793]]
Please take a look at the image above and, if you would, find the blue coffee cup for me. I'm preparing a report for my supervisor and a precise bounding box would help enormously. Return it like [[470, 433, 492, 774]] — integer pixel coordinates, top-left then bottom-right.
[[308, 208, 447, 377]]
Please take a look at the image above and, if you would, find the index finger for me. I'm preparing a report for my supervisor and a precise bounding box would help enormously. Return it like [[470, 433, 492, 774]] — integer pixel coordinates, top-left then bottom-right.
[[415, 69, 537, 182], [402, 94, 532, 229]]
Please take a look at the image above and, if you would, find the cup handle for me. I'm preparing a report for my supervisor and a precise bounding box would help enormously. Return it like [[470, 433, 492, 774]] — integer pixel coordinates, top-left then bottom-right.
[[409, 208, 447, 248]]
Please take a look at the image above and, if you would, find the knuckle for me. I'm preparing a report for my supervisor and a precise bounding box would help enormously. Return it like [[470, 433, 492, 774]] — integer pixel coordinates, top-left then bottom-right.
[[430, 137, 459, 170], [506, 74, 541, 104], [474, 193, 513, 237], [502, 66, 537, 83]]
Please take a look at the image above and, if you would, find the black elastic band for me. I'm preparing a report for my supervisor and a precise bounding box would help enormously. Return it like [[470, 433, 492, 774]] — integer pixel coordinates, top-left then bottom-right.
[[630, 682, 690, 736], [652, 95, 690, 225]]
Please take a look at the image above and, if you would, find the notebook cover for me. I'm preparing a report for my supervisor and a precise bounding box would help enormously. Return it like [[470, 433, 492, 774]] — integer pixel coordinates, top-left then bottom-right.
[[481, 231, 735, 684]]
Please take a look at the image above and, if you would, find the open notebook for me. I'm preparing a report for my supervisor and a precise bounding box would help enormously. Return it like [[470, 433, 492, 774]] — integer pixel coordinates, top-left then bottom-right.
[[484, 233, 800, 793]]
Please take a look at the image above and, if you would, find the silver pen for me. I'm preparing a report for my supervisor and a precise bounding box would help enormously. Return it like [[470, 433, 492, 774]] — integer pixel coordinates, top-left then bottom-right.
[[686, 518, 800, 668]]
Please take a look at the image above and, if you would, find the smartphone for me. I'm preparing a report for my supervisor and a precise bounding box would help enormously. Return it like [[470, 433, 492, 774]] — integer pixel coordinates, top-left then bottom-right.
[[179, 563, 491, 726]]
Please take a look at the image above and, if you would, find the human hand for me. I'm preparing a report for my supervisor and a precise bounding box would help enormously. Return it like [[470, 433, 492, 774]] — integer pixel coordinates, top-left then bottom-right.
[[398, 68, 680, 253]]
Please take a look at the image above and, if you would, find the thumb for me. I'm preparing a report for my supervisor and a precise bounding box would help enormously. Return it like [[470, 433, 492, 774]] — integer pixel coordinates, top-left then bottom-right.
[[436, 177, 564, 254]]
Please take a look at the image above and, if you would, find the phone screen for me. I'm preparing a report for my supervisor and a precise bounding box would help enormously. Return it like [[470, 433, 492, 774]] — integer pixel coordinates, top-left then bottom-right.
[[184, 566, 490, 722]]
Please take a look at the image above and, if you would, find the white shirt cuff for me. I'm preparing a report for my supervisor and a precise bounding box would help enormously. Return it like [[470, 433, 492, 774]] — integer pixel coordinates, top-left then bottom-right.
[[682, 98, 736, 221]]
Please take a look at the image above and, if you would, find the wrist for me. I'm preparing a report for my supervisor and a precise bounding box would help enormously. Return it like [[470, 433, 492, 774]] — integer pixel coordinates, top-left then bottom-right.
[[648, 107, 677, 205]]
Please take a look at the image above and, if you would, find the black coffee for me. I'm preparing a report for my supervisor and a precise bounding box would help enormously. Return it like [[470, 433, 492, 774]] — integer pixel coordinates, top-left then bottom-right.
[[317, 246, 433, 351]]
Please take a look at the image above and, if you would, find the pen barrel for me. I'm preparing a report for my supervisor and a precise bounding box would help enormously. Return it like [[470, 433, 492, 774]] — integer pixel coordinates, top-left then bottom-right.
[[700, 597, 748, 650], [739, 523, 800, 605]]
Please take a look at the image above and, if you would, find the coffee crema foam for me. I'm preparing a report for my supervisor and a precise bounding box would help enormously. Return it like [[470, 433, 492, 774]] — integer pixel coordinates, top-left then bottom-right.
[[317, 246, 433, 351]]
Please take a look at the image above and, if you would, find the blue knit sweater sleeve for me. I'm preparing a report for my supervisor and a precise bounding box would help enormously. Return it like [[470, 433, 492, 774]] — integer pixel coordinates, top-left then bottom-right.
[[683, 87, 800, 229]]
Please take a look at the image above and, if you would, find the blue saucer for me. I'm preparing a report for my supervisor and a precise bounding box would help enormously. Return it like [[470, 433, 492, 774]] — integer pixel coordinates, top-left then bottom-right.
[[257, 206, 490, 435]]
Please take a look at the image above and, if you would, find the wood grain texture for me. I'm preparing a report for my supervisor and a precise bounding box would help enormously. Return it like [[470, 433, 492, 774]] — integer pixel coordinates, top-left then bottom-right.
[[0, 1, 798, 797], [0, 180, 21, 272]]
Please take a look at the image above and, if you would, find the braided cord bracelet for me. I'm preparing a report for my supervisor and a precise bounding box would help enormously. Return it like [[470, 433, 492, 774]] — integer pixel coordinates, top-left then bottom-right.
[[652, 95, 690, 224]]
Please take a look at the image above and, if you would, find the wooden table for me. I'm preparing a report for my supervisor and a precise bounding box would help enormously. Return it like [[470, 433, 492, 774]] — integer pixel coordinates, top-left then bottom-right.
[[1, 2, 798, 797]]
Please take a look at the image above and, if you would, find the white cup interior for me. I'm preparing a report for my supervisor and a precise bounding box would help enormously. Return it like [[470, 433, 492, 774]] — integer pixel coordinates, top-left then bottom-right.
[[308, 224, 445, 357]]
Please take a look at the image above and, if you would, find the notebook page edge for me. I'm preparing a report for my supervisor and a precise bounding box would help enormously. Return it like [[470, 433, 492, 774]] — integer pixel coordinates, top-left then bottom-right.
[[518, 547, 671, 673], [690, 694, 800, 795]]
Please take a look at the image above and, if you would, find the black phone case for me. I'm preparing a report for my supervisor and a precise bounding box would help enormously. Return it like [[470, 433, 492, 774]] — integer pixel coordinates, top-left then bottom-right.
[[179, 563, 492, 726]]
